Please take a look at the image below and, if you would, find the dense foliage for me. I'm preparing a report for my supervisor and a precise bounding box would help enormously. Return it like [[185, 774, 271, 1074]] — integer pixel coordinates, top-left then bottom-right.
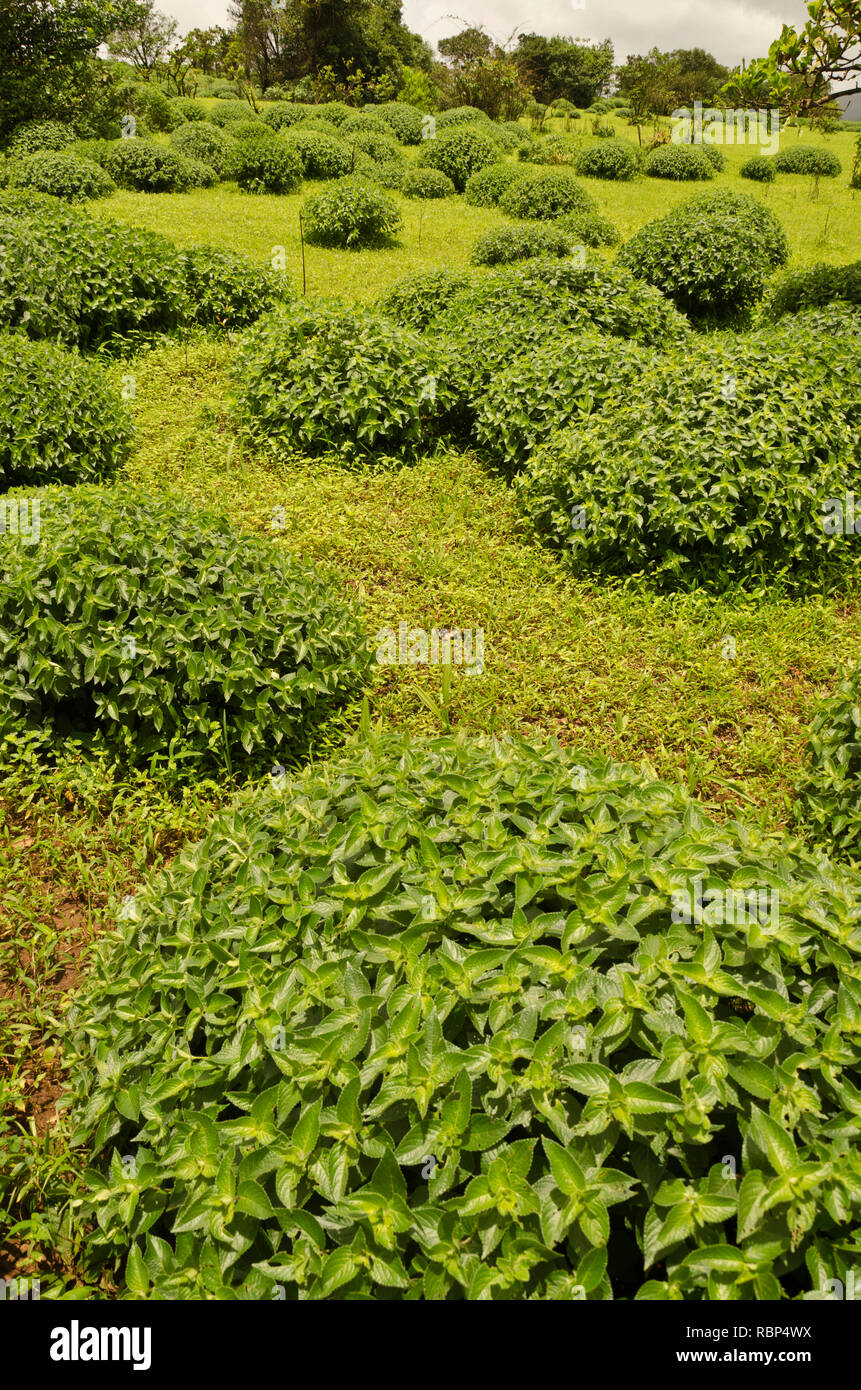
[[555, 211, 621, 247], [0, 488, 370, 772], [575, 140, 638, 180], [498, 170, 596, 221], [0, 334, 132, 488], [764, 261, 861, 320], [772, 147, 842, 177], [101, 139, 206, 193], [181, 247, 291, 330], [794, 665, 861, 859], [235, 140, 303, 195], [8, 151, 115, 202], [6, 119, 78, 156], [284, 131, 354, 180], [644, 145, 714, 180], [376, 270, 474, 332], [233, 301, 454, 461], [470, 224, 574, 266], [61, 730, 861, 1300], [301, 181, 402, 249], [740, 156, 776, 183], [171, 122, 240, 179], [518, 306, 861, 589], [619, 191, 789, 321], [463, 164, 525, 206], [401, 168, 455, 199], [416, 127, 501, 192]]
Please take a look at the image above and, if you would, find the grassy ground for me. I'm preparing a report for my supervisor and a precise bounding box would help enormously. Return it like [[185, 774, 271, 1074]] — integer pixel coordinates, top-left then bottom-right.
[[2, 113, 860, 1292]]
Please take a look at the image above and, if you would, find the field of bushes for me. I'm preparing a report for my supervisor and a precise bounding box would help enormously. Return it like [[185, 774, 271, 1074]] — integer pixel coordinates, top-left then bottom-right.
[[1, 91, 861, 1302]]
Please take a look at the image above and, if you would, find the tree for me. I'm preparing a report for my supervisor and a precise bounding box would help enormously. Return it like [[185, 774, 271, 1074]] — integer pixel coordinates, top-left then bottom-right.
[[616, 47, 729, 117], [514, 34, 614, 107], [107, 0, 177, 78], [438, 27, 492, 68], [181, 26, 232, 77], [0, 0, 141, 137], [721, 1, 860, 115]]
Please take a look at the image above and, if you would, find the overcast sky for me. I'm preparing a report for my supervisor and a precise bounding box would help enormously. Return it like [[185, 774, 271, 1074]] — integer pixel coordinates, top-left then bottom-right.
[[159, 0, 811, 67]]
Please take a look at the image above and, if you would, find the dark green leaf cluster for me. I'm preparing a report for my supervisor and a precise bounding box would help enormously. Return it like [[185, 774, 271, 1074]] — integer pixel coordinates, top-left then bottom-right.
[[8, 151, 115, 202], [229, 120, 273, 144], [282, 130, 353, 180], [618, 190, 789, 321], [340, 112, 389, 137], [575, 140, 638, 180], [101, 138, 211, 193], [375, 102, 423, 145], [470, 223, 574, 266], [169, 99, 210, 124], [207, 102, 256, 128], [795, 665, 861, 859], [701, 146, 726, 171], [61, 731, 861, 1300], [0, 487, 370, 772], [416, 127, 501, 192], [0, 335, 132, 488], [401, 168, 455, 199], [644, 145, 715, 180], [740, 156, 776, 183], [555, 210, 620, 247], [346, 129, 402, 166], [498, 170, 596, 221], [375, 270, 473, 332], [463, 163, 526, 207], [772, 146, 842, 177], [170, 122, 241, 179], [301, 180, 402, 248], [232, 300, 454, 461], [235, 140, 303, 194], [764, 261, 861, 320], [435, 106, 491, 129], [181, 247, 292, 330], [262, 103, 312, 131], [517, 306, 861, 590], [5, 119, 77, 156]]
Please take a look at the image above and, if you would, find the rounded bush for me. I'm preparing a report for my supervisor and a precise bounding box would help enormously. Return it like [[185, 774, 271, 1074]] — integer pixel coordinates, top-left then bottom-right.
[[795, 665, 861, 857], [169, 98, 209, 123], [341, 112, 389, 137], [644, 144, 715, 180], [7, 120, 76, 156], [520, 134, 582, 166], [0, 487, 370, 772], [401, 167, 454, 199], [8, 152, 115, 202], [282, 130, 353, 180], [555, 210, 620, 247], [740, 156, 776, 182], [236, 139, 303, 193], [170, 122, 240, 179], [435, 105, 490, 128], [376, 269, 473, 331], [470, 223, 573, 266], [262, 103, 310, 131], [101, 139, 199, 192], [618, 190, 789, 321], [575, 139, 637, 180], [701, 145, 726, 171], [292, 117, 340, 139], [498, 169, 596, 221], [126, 84, 178, 132], [230, 119, 273, 143], [233, 300, 453, 460], [207, 101, 255, 127], [474, 332, 650, 472], [368, 158, 405, 189], [416, 127, 500, 192], [182, 246, 291, 329], [764, 260, 861, 320], [772, 146, 841, 177], [464, 163, 526, 206], [346, 129, 401, 165], [0, 335, 132, 488], [486, 122, 531, 153], [177, 156, 218, 188], [314, 101, 351, 128], [518, 306, 861, 589], [301, 180, 401, 248], [61, 729, 861, 1300], [376, 102, 423, 144]]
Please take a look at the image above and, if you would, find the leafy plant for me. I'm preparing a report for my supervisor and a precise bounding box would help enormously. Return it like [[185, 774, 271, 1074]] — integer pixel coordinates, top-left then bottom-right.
[[618, 190, 789, 321], [555, 210, 620, 247], [416, 127, 500, 192], [8, 151, 115, 202], [740, 156, 777, 182], [375, 270, 473, 331], [232, 300, 454, 461], [435, 106, 491, 128], [101, 139, 203, 193], [517, 305, 861, 589], [401, 168, 455, 199], [701, 146, 726, 172], [470, 224, 574, 266], [764, 261, 861, 320], [208, 101, 255, 128], [520, 134, 583, 167], [772, 146, 841, 177], [282, 130, 354, 180], [498, 170, 596, 221], [6, 119, 76, 156], [0, 486, 370, 772], [346, 130, 401, 165], [301, 181, 402, 248], [794, 664, 861, 858], [0, 334, 132, 488], [235, 140, 303, 194], [170, 122, 240, 179], [181, 247, 292, 330], [60, 730, 861, 1300], [464, 163, 526, 207], [376, 102, 423, 144], [644, 145, 715, 180], [576, 140, 638, 180]]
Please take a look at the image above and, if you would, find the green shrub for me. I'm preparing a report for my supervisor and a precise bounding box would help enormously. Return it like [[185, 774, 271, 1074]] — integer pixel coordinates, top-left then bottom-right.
[[236, 140, 303, 194], [772, 146, 841, 176], [211, 85, 241, 101], [498, 170, 596, 220], [520, 134, 582, 166], [182, 247, 291, 330], [474, 333, 651, 472], [126, 84, 178, 132], [740, 156, 776, 182], [177, 156, 219, 189], [301, 180, 401, 248], [464, 163, 526, 206], [376, 270, 473, 331], [208, 101, 255, 127], [293, 117, 340, 139], [517, 306, 861, 589], [618, 190, 789, 321], [0, 205, 186, 350], [0, 487, 369, 772], [470, 223, 573, 266], [346, 129, 402, 165], [101, 139, 200, 193], [795, 665, 861, 857], [170, 122, 240, 179], [0, 335, 132, 489], [169, 99, 209, 123], [575, 139, 637, 180], [341, 112, 389, 136], [376, 102, 423, 144], [764, 261, 861, 320], [283, 130, 353, 180], [8, 152, 115, 202], [368, 158, 406, 189], [555, 210, 620, 247], [61, 728, 861, 1300], [233, 300, 454, 461], [436, 105, 490, 128], [644, 145, 714, 180], [486, 123, 529, 153], [314, 102, 351, 128], [262, 103, 310, 131], [401, 167, 454, 199], [591, 120, 615, 139], [230, 119, 275, 143], [701, 145, 726, 171], [6, 120, 77, 156], [416, 127, 500, 192]]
